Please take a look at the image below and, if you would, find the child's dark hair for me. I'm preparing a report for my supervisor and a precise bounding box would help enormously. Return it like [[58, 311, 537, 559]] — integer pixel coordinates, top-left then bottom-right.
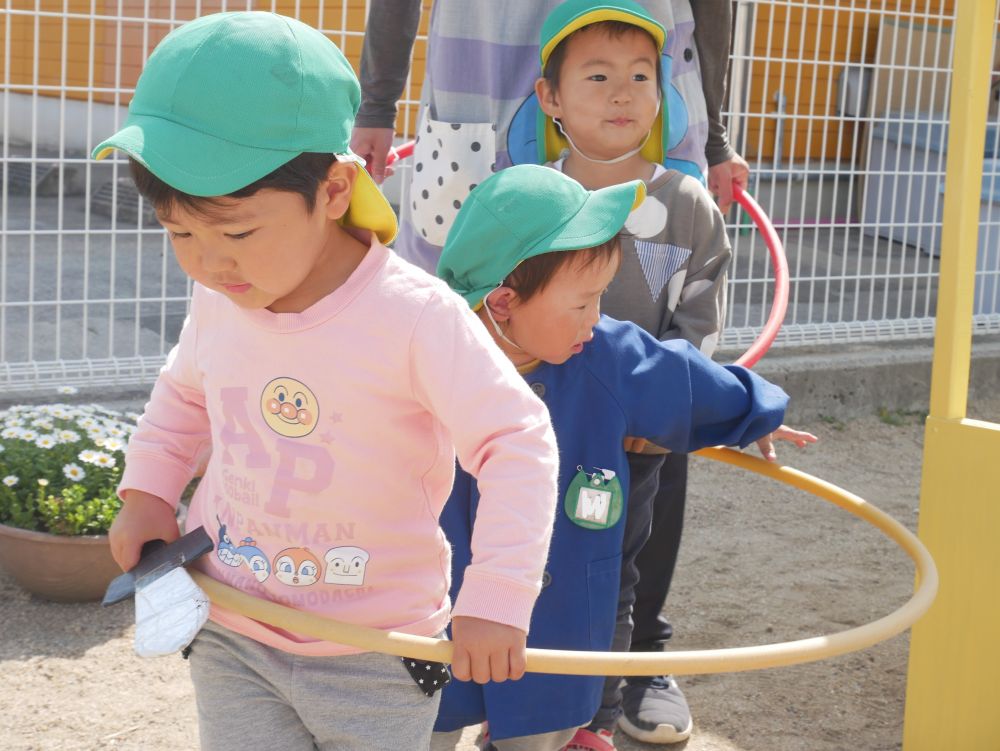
[[129, 152, 337, 219], [504, 236, 622, 302], [543, 20, 663, 92]]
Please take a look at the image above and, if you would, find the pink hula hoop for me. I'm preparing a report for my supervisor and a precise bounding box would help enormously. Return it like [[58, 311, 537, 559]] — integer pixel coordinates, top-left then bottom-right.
[[381, 142, 788, 367]]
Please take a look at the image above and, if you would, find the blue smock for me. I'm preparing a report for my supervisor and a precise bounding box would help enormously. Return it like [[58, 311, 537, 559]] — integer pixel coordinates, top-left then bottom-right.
[[436, 316, 787, 740]]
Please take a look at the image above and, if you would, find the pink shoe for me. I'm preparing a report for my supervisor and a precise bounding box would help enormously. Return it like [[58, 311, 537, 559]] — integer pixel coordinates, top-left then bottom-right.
[[564, 728, 616, 750]]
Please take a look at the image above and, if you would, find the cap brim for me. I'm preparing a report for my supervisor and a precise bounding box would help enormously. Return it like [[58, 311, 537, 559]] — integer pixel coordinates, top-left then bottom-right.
[[93, 118, 398, 245], [458, 180, 644, 309], [540, 8, 665, 66], [536, 179, 646, 254], [92, 115, 301, 197]]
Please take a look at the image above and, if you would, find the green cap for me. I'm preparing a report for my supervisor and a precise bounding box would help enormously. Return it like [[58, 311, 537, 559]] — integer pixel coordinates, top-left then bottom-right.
[[92, 12, 397, 244], [437, 165, 645, 308], [537, 0, 668, 165], [539, 0, 665, 65]]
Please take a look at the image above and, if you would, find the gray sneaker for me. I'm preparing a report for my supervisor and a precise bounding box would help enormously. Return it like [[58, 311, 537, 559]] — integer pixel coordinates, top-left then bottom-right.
[[617, 675, 693, 744]]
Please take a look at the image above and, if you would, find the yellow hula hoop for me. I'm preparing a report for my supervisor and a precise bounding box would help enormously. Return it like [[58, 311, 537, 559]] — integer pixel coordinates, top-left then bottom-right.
[[190, 447, 937, 677]]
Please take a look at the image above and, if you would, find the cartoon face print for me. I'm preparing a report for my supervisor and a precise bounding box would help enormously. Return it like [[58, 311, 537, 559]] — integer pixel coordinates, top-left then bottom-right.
[[273, 547, 322, 586], [260, 377, 318, 438], [323, 546, 370, 586], [215, 517, 243, 568], [236, 538, 271, 583]]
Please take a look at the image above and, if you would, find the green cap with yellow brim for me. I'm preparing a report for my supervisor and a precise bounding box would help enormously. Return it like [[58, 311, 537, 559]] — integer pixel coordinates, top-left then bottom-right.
[[92, 11, 398, 245], [437, 164, 646, 309], [537, 0, 668, 165]]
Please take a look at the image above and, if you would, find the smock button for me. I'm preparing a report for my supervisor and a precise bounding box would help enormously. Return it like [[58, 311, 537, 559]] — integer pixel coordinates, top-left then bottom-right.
[[542, 571, 552, 588], [530, 382, 546, 398], [684, 47, 694, 62]]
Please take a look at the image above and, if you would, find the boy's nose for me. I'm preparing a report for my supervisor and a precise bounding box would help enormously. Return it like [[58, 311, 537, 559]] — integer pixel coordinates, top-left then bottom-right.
[[200, 246, 236, 273], [587, 304, 601, 330], [611, 86, 631, 104]]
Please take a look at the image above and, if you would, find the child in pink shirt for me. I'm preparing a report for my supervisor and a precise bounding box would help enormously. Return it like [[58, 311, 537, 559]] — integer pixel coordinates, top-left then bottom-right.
[[94, 12, 559, 750]]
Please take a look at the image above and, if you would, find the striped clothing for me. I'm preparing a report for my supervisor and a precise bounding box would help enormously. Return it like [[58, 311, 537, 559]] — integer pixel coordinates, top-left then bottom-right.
[[357, 0, 735, 272]]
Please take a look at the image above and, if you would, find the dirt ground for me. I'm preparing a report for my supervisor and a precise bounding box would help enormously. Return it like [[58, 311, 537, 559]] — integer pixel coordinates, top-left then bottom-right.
[[2, 395, 997, 751]]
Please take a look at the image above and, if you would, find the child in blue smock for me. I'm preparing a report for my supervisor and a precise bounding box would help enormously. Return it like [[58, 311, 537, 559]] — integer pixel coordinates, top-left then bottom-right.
[[430, 164, 816, 751]]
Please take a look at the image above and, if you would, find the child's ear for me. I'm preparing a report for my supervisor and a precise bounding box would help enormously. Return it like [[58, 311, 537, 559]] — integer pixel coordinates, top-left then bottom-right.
[[486, 286, 518, 322], [535, 77, 561, 119], [320, 160, 358, 220]]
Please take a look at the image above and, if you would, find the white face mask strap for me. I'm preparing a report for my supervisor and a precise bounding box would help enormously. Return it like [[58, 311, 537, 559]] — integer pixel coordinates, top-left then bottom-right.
[[554, 117, 652, 165], [483, 285, 525, 352]]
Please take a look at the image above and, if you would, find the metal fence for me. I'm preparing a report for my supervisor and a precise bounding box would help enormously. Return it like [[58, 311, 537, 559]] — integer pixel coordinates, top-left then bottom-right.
[[725, 0, 1000, 347], [1, 0, 998, 395]]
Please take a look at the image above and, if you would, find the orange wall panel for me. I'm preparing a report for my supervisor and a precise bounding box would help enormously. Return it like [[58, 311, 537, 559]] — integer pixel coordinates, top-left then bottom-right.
[[743, 0, 958, 162], [3, 0, 433, 133]]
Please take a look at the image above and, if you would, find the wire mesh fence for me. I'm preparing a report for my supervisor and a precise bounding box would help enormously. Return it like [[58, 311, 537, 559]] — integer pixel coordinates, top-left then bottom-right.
[[1, 0, 998, 395]]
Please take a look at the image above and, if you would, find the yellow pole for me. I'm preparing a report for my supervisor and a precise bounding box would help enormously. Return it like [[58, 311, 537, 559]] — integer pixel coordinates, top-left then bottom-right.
[[926, 0, 993, 420], [902, 0, 1000, 747]]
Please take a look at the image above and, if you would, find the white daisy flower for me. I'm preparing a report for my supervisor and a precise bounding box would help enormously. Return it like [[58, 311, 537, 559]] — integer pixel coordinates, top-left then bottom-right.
[[34, 435, 57, 449], [37, 478, 49, 488], [78, 449, 98, 464], [63, 463, 86, 481], [2, 475, 17, 487], [57, 385, 79, 395], [18, 429, 38, 442], [106, 427, 126, 438], [92, 452, 116, 469], [2, 427, 21, 439], [58, 430, 81, 443], [102, 437, 126, 452], [31, 419, 54, 430]]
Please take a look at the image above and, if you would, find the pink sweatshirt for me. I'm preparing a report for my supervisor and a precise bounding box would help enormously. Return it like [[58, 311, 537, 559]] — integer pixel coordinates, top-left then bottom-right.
[[120, 240, 559, 656]]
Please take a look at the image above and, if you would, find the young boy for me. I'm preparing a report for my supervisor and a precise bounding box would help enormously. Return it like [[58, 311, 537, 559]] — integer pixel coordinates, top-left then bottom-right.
[[95, 13, 561, 750], [534, 1, 734, 745], [431, 165, 815, 750]]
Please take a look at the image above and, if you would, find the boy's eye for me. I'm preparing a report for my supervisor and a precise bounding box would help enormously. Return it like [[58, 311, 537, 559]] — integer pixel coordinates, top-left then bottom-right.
[[633, 73, 649, 81], [168, 231, 191, 240], [588, 74, 607, 82], [226, 230, 255, 240]]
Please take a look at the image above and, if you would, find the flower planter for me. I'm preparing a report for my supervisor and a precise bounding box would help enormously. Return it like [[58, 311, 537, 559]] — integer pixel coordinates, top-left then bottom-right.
[[0, 522, 121, 602]]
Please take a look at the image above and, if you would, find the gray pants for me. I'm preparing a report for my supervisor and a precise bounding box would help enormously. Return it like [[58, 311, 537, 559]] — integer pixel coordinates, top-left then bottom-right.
[[430, 727, 577, 751], [188, 621, 440, 751]]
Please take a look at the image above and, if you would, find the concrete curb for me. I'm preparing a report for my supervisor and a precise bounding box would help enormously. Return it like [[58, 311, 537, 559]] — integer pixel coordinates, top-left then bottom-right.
[[724, 336, 1000, 422], [4, 338, 999, 425]]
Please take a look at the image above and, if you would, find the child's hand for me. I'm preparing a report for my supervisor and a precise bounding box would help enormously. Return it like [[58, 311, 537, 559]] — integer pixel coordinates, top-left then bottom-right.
[[450, 616, 527, 684], [754, 424, 818, 462], [109, 490, 180, 571], [623, 436, 649, 453]]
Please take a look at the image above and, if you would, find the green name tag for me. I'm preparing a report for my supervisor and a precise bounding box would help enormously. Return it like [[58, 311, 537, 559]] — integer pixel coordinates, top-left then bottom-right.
[[564, 466, 624, 530]]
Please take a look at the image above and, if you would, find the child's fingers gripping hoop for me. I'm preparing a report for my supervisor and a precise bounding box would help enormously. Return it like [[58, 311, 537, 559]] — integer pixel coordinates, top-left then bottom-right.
[[378, 142, 788, 369], [189, 447, 937, 678]]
